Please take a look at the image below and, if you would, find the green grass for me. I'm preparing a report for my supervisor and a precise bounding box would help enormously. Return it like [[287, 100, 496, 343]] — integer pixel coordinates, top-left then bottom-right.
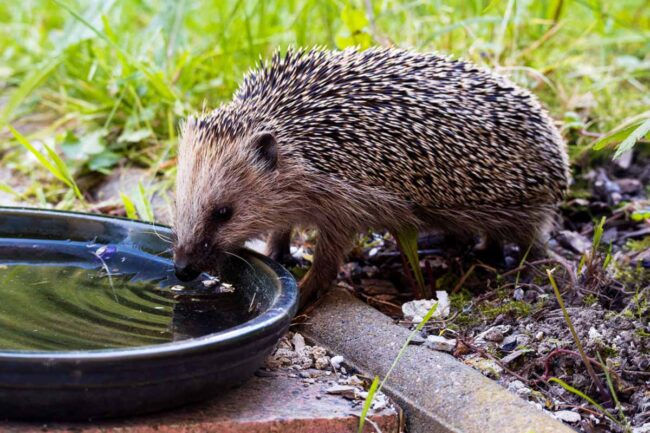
[[0, 0, 648, 207]]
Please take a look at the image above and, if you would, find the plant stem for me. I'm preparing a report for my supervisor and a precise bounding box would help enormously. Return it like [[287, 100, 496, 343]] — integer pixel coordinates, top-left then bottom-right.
[[547, 268, 611, 404]]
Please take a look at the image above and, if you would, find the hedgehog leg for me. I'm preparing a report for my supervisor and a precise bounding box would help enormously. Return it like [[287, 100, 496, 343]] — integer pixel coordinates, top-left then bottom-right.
[[266, 228, 293, 263], [495, 207, 553, 259], [299, 229, 354, 309]]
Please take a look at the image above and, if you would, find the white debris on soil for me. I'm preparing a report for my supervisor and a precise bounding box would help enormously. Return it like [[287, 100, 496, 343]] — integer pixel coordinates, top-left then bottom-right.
[[264, 332, 394, 415], [330, 355, 344, 369], [401, 290, 450, 323], [587, 326, 603, 343], [425, 335, 456, 352], [553, 410, 582, 423], [633, 423, 650, 433], [170, 285, 185, 292], [266, 332, 332, 371], [507, 380, 532, 398]]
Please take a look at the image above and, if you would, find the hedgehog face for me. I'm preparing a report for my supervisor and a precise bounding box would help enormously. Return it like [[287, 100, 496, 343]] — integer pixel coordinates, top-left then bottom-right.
[[173, 116, 281, 281]]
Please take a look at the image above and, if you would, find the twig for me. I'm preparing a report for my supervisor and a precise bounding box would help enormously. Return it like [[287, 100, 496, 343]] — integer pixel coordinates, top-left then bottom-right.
[[459, 337, 531, 385], [542, 348, 603, 381], [501, 257, 577, 289], [358, 292, 403, 313], [452, 263, 476, 293]]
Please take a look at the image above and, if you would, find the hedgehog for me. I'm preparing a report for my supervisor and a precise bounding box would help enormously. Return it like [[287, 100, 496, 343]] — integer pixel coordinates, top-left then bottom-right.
[[172, 47, 569, 307]]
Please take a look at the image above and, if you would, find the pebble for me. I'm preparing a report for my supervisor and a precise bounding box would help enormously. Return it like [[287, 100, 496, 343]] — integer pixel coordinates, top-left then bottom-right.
[[330, 355, 344, 369], [478, 325, 511, 343], [371, 392, 389, 411], [408, 334, 426, 345], [535, 331, 544, 341], [292, 333, 306, 354], [425, 335, 456, 352], [507, 380, 532, 398], [500, 349, 531, 365], [325, 385, 359, 400], [345, 375, 363, 386], [556, 230, 592, 254], [314, 355, 330, 370], [513, 288, 525, 301], [553, 410, 581, 423], [501, 334, 530, 352], [615, 178, 642, 195]]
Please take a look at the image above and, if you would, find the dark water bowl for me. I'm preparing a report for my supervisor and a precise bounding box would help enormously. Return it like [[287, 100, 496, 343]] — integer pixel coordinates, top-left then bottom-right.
[[0, 207, 298, 421]]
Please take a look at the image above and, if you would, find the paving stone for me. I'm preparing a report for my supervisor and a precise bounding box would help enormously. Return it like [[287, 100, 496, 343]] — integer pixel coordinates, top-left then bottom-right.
[[302, 287, 575, 433], [0, 371, 399, 433]]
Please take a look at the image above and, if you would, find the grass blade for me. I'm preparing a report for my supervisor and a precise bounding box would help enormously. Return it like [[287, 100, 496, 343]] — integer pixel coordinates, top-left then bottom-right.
[[0, 183, 22, 198], [52, 0, 176, 100], [42, 142, 83, 200], [7, 126, 64, 183], [120, 193, 138, 220], [358, 302, 438, 431], [548, 377, 618, 424], [394, 226, 427, 297], [613, 118, 650, 159], [0, 59, 61, 130], [138, 182, 155, 222], [357, 376, 380, 433], [547, 268, 610, 403]]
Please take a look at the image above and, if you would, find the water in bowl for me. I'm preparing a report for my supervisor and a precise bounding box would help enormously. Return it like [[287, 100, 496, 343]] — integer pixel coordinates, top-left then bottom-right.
[[0, 238, 253, 351]]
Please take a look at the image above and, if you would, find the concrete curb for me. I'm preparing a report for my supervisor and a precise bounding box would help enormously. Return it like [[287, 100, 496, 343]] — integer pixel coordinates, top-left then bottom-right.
[[301, 288, 575, 433]]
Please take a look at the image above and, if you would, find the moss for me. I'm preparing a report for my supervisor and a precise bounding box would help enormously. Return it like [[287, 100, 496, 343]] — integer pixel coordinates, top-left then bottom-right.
[[635, 328, 650, 338], [600, 344, 619, 358], [583, 294, 598, 306], [436, 271, 459, 291], [479, 300, 533, 320]]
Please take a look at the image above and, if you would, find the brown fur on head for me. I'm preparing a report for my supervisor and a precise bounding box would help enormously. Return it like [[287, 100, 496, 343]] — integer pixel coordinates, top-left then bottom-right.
[[172, 106, 306, 280]]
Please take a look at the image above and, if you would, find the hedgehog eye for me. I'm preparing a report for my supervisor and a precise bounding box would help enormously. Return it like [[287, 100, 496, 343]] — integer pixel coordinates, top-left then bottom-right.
[[212, 206, 233, 223]]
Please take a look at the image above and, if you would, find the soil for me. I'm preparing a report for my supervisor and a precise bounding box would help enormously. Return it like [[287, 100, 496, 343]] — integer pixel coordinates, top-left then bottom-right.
[[289, 150, 649, 433]]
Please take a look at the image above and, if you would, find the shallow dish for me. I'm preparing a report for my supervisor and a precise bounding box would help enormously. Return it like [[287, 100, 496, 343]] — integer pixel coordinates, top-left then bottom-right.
[[0, 207, 298, 420]]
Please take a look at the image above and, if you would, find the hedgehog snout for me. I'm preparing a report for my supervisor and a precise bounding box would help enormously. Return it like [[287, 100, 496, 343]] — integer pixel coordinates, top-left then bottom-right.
[[173, 240, 229, 281], [173, 248, 201, 282]]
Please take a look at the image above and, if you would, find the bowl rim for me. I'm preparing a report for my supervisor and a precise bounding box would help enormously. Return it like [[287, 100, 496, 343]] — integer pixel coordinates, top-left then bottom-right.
[[0, 206, 298, 362]]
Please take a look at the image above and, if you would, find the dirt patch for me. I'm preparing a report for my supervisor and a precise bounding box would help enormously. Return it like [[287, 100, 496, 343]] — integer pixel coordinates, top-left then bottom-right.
[[290, 152, 649, 433]]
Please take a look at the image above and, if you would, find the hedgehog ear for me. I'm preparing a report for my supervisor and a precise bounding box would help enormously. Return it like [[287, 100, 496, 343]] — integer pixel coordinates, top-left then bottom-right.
[[251, 132, 278, 170]]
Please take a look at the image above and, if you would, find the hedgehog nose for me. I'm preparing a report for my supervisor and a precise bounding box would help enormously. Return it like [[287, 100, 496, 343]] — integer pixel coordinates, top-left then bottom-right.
[[174, 255, 201, 281]]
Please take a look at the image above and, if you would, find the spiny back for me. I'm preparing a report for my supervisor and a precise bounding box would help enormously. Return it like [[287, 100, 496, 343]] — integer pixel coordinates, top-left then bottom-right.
[[227, 47, 569, 208]]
